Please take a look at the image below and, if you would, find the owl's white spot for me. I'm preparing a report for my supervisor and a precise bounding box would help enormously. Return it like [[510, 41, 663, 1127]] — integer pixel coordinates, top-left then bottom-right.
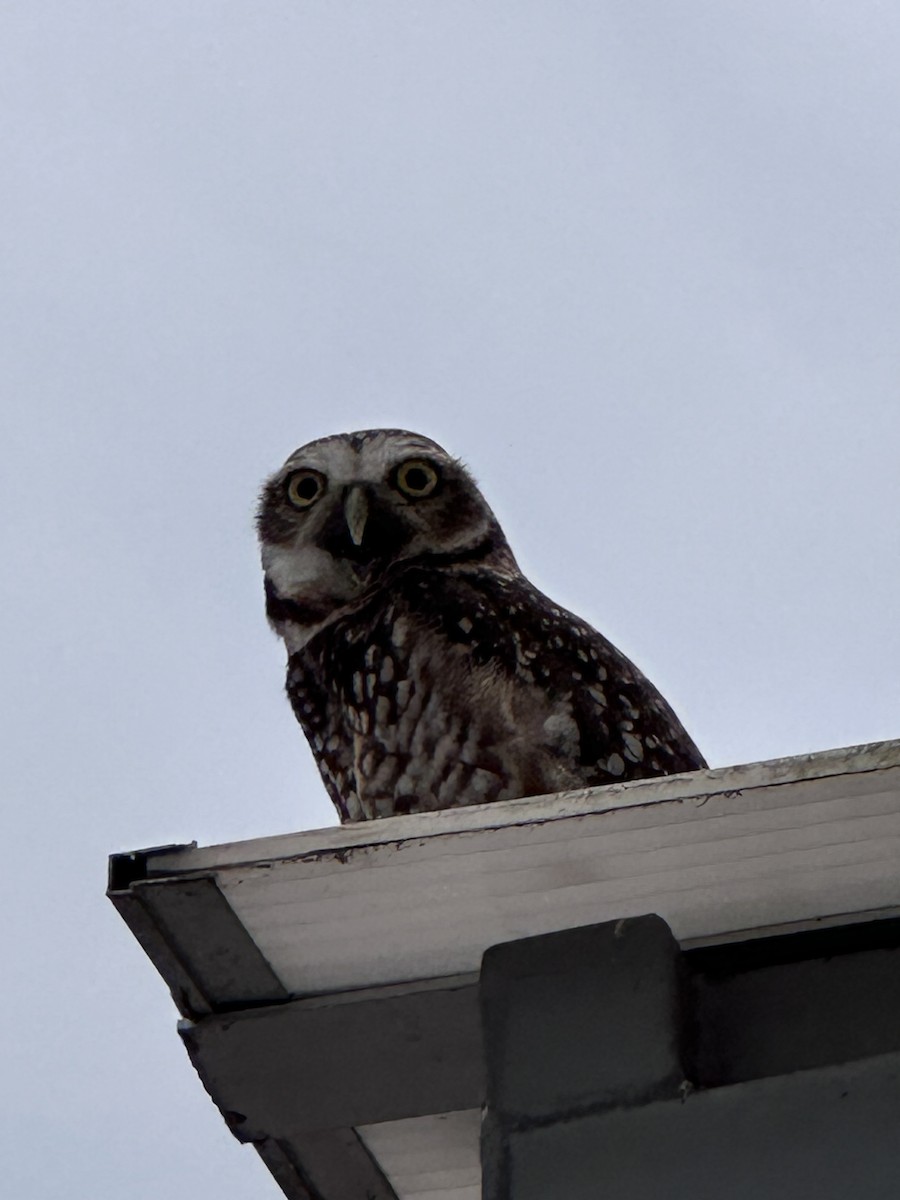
[[379, 656, 395, 683], [369, 753, 398, 792], [458, 616, 474, 634], [366, 673, 377, 696], [409, 690, 442, 756], [437, 721, 468, 777], [469, 767, 496, 796], [392, 617, 410, 647], [352, 672, 364, 702], [515, 643, 537, 663], [606, 753, 626, 776], [571, 670, 582, 681], [588, 686, 608, 706], [365, 646, 378, 668], [344, 790, 364, 821], [551, 636, 563, 649], [438, 763, 467, 804], [577, 649, 589, 662], [622, 733, 644, 762], [543, 712, 579, 755], [375, 696, 392, 727]]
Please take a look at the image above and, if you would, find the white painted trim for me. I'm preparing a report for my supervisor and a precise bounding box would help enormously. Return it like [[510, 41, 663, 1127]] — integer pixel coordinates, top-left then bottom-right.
[[122, 738, 900, 996], [147, 737, 900, 875]]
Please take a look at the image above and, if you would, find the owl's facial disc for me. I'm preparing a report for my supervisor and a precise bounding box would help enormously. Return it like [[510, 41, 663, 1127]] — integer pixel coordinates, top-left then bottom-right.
[[258, 430, 515, 644]]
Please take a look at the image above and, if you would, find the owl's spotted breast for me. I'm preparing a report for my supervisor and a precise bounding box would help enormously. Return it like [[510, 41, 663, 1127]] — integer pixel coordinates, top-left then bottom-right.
[[258, 429, 705, 823], [285, 563, 704, 821]]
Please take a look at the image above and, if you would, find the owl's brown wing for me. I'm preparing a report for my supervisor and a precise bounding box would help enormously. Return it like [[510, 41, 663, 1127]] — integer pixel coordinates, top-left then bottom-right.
[[391, 562, 707, 784]]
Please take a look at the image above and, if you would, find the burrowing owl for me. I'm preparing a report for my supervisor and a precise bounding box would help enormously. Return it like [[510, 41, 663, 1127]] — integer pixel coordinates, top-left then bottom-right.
[[257, 429, 705, 822]]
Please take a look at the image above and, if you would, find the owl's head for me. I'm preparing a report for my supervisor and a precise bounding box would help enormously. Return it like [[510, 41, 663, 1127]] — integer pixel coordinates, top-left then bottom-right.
[[257, 429, 515, 641]]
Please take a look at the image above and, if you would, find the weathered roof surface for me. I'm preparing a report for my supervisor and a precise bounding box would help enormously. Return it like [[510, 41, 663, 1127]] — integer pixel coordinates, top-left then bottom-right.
[[109, 737, 900, 1200]]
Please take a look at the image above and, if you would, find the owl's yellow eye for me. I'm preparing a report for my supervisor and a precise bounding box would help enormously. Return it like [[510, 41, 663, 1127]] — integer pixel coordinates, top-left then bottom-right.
[[286, 469, 326, 509], [394, 459, 440, 499]]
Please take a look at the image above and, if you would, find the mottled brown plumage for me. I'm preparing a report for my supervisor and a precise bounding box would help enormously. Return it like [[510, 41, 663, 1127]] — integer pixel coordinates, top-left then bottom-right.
[[258, 429, 705, 822]]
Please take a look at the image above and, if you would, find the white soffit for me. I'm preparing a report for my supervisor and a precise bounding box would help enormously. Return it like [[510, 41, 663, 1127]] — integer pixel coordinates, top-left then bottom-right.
[[357, 1110, 481, 1200]]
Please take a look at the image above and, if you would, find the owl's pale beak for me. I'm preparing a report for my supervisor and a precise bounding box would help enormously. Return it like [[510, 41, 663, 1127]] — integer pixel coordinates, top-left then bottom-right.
[[344, 485, 369, 547]]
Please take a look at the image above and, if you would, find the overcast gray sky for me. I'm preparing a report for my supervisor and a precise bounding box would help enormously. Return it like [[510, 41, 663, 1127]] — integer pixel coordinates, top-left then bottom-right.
[[3, 3, 899, 1196]]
